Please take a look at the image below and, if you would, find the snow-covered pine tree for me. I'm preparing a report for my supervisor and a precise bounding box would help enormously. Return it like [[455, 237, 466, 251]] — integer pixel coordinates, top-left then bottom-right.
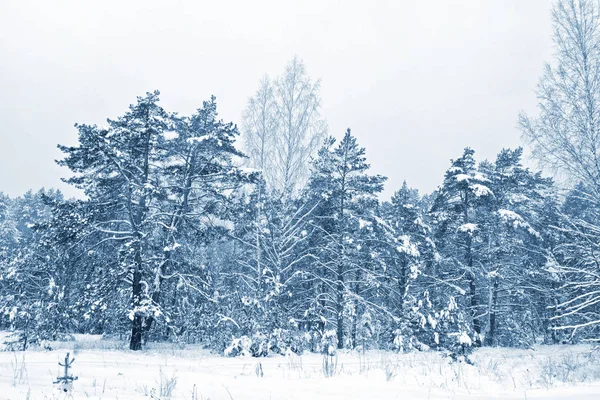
[[0, 192, 17, 276], [380, 182, 437, 351], [58, 91, 173, 350], [431, 148, 493, 347], [301, 129, 386, 349], [479, 148, 554, 346], [59, 92, 255, 349], [0, 189, 68, 349], [142, 96, 256, 343]]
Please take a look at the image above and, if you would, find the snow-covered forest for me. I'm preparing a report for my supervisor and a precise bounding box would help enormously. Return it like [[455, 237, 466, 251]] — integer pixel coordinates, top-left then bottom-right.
[[4, 0, 600, 398], [2, 0, 600, 356], [1, 95, 567, 355]]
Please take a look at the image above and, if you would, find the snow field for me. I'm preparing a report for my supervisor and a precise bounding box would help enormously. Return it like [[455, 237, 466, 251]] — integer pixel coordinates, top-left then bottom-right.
[[2, 336, 600, 399]]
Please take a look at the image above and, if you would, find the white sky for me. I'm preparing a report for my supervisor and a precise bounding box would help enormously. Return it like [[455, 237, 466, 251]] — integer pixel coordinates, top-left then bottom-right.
[[0, 0, 554, 199]]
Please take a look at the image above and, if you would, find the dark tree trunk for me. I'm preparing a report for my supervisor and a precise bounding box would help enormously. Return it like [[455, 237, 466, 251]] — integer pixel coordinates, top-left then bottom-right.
[[336, 172, 347, 350], [129, 119, 152, 350], [351, 270, 361, 349], [336, 265, 344, 349], [466, 234, 482, 346], [485, 278, 499, 346], [398, 257, 408, 312], [129, 257, 144, 350]]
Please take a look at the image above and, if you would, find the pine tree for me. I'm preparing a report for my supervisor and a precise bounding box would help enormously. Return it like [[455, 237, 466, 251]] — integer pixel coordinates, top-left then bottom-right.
[[301, 129, 386, 349], [0, 189, 68, 349], [480, 148, 554, 346], [431, 148, 493, 346]]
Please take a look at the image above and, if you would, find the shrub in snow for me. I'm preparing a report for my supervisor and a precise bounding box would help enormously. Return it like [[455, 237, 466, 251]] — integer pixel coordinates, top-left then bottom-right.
[[247, 331, 269, 357], [393, 291, 474, 362], [224, 328, 309, 357], [268, 328, 308, 355], [224, 335, 253, 357], [321, 329, 338, 356], [356, 311, 375, 351], [3, 301, 74, 351]]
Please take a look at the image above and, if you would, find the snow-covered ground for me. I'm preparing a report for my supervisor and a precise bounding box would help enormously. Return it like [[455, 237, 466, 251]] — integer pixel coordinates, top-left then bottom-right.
[[1, 333, 600, 399]]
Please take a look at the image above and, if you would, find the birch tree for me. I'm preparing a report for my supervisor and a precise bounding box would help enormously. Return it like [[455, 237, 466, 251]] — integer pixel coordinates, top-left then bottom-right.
[[242, 57, 327, 195], [242, 77, 278, 189], [520, 0, 600, 191], [520, 0, 600, 338]]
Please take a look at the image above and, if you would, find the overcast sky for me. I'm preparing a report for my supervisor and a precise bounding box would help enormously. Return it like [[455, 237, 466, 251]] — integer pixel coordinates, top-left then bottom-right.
[[0, 0, 554, 199]]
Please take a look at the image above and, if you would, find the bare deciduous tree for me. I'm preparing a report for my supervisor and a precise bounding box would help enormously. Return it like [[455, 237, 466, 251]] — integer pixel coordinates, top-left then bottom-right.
[[520, 0, 600, 193], [274, 57, 327, 195], [242, 76, 278, 189], [520, 0, 600, 336], [242, 57, 327, 195]]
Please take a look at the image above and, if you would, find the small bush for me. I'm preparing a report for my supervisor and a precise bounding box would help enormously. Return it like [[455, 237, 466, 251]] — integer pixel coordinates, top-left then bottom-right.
[[224, 329, 309, 357]]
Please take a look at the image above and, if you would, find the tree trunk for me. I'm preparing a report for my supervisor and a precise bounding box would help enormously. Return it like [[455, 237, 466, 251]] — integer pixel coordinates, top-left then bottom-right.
[[129, 120, 151, 351], [351, 269, 361, 349], [485, 277, 499, 346], [399, 257, 408, 312], [129, 251, 144, 350], [336, 263, 344, 349], [466, 234, 481, 346]]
